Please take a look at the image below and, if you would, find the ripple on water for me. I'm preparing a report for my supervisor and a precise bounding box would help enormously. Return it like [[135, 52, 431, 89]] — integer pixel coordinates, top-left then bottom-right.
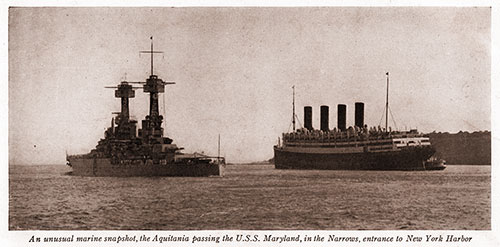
[[9, 164, 490, 230]]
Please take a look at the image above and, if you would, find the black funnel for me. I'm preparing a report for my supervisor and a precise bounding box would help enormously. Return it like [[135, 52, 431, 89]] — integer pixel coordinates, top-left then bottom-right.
[[337, 104, 346, 131], [304, 106, 313, 131], [355, 102, 364, 128], [320, 105, 329, 131]]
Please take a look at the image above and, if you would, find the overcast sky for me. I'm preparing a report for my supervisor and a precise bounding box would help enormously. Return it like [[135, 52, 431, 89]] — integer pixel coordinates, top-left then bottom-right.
[[8, 7, 490, 164]]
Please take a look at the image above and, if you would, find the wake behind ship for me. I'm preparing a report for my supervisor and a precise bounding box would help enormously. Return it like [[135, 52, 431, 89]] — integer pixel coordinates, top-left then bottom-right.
[[66, 38, 224, 177], [274, 73, 444, 171]]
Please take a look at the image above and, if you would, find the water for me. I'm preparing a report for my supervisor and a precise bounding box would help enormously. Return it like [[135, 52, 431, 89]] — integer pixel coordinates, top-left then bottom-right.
[[9, 164, 490, 230]]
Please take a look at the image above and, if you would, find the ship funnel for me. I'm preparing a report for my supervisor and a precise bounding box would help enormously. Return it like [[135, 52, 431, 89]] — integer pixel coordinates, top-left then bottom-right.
[[337, 104, 346, 131], [355, 102, 364, 128], [320, 105, 329, 131], [304, 106, 313, 131]]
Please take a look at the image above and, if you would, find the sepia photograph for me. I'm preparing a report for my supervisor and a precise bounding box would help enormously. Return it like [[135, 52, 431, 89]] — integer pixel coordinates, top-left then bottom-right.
[[6, 3, 493, 239]]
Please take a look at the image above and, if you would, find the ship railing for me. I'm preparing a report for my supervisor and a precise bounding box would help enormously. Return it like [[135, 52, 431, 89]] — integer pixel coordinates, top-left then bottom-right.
[[205, 156, 226, 164], [282, 128, 427, 144], [176, 155, 226, 165], [283, 134, 390, 143], [285, 138, 393, 145]]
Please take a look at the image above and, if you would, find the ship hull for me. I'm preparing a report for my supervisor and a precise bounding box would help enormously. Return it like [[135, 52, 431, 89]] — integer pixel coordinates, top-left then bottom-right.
[[68, 157, 224, 177], [274, 146, 435, 171]]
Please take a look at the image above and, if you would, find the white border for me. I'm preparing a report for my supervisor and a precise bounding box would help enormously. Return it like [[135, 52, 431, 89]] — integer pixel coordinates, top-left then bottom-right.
[[2, 1, 498, 247]]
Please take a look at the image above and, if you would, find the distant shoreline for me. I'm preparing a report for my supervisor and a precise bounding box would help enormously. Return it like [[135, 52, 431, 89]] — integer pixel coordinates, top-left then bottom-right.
[[428, 131, 491, 165]]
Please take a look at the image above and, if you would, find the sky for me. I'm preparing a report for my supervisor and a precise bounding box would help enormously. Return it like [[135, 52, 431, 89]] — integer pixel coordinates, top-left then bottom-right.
[[8, 7, 491, 164]]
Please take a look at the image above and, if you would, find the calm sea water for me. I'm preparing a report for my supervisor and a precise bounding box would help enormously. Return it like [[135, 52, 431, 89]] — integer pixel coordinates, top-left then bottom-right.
[[9, 164, 490, 230]]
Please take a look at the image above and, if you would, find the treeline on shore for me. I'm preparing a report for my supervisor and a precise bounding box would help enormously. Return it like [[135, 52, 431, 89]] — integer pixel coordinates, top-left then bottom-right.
[[428, 131, 491, 165]]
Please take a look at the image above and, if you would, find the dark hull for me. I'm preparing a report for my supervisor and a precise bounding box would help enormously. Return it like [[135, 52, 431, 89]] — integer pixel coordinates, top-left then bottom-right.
[[424, 166, 446, 171], [68, 157, 224, 177], [274, 146, 435, 171]]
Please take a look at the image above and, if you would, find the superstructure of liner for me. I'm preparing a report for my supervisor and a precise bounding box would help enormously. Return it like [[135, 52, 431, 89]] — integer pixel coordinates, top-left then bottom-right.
[[274, 73, 438, 171], [66, 38, 225, 177]]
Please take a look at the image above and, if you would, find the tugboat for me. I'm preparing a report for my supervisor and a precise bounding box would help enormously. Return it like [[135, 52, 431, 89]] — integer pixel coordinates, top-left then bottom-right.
[[274, 72, 440, 171], [424, 157, 447, 170], [66, 37, 225, 177]]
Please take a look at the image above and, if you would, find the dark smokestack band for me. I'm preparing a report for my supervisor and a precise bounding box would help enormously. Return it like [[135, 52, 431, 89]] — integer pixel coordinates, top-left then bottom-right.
[[304, 106, 313, 131], [337, 104, 346, 131], [320, 105, 329, 131], [355, 102, 364, 128]]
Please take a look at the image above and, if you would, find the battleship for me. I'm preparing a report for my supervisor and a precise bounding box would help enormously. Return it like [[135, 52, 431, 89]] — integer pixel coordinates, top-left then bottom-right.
[[274, 73, 445, 171], [66, 38, 225, 177]]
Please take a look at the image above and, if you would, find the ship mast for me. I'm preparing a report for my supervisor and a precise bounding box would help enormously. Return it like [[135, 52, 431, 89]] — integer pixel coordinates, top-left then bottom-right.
[[292, 85, 296, 131], [104, 81, 141, 139], [136, 37, 175, 141], [385, 72, 389, 131], [140, 36, 163, 76], [141, 37, 165, 118], [150, 37, 154, 75]]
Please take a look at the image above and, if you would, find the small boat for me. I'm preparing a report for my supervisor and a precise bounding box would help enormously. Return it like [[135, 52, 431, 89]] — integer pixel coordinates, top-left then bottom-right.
[[424, 157, 447, 170]]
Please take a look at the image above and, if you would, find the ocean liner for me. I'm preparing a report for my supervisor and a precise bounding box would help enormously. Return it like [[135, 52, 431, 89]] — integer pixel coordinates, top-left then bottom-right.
[[66, 38, 225, 177], [274, 73, 443, 171]]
